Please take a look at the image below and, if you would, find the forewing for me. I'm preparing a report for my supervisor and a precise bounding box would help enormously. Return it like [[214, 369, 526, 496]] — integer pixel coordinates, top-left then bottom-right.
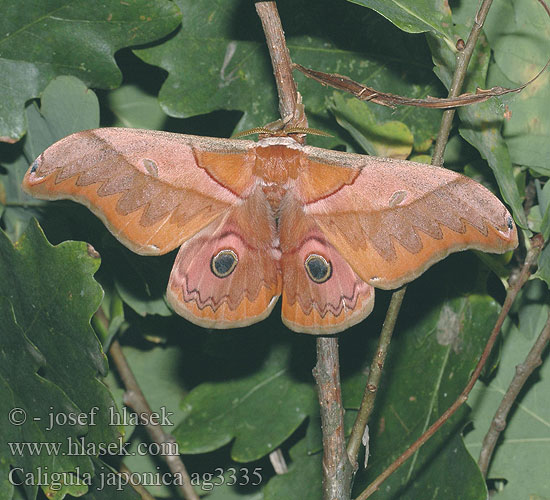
[[167, 188, 281, 329], [299, 146, 518, 289], [22, 128, 256, 255]]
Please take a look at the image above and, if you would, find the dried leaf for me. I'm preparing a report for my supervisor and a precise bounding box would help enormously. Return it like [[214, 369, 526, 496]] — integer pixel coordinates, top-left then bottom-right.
[[294, 60, 548, 110]]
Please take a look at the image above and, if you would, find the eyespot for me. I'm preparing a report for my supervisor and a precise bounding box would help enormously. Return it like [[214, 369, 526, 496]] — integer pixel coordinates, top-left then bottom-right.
[[210, 249, 238, 278], [142, 158, 159, 177], [305, 254, 332, 284], [507, 216, 514, 230], [30, 160, 38, 174], [388, 190, 407, 207]]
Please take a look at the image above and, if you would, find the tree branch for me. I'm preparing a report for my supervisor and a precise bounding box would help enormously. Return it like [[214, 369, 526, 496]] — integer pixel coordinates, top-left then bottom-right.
[[255, 4, 351, 498], [108, 339, 199, 500], [313, 337, 353, 499], [355, 237, 543, 500], [347, 288, 406, 465], [351, 0, 540, 493], [119, 463, 157, 500], [347, 0, 490, 482], [431, 0, 494, 166], [478, 308, 550, 475], [255, 1, 300, 126], [94, 307, 198, 499]]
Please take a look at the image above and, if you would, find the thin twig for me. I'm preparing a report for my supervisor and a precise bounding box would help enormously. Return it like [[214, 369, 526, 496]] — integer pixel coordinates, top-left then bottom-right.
[[347, 288, 407, 465], [294, 63, 529, 109], [119, 463, 157, 500], [355, 237, 543, 500], [478, 308, 550, 475], [432, 0, 494, 166], [313, 337, 353, 500], [108, 339, 199, 500], [350, 2, 502, 496], [255, 1, 299, 125], [95, 308, 198, 499]]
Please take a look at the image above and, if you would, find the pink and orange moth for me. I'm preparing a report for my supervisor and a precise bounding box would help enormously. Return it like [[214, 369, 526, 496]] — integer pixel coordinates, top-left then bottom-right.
[[22, 127, 517, 334]]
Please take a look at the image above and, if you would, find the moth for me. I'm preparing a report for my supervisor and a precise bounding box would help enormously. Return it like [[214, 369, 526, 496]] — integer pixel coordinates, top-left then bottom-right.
[[22, 128, 517, 334]]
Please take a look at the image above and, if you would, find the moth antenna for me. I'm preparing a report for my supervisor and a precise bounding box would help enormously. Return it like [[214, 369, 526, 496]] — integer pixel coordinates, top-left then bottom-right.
[[233, 127, 273, 138], [234, 126, 333, 138], [284, 127, 333, 137]]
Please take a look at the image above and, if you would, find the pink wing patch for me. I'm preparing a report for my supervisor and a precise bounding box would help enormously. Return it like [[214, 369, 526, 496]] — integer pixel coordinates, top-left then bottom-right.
[[167, 190, 281, 329], [280, 222, 374, 334]]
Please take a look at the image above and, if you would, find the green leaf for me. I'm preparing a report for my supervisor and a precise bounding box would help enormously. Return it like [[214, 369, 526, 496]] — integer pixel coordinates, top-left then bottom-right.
[[346, 0, 454, 45], [31, 76, 100, 149], [459, 105, 527, 229], [135, 0, 443, 147], [0, 76, 100, 241], [200, 470, 264, 500], [111, 249, 173, 317], [173, 343, 316, 462], [263, 427, 322, 500], [331, 93, 414, 159], [536, 180, 550, 242], [0, 221, 121, 499], [1, 75, 173, 320], [81, 459, 140, 499], [106, 84, 167, 130], [351, 293, 498, 499], [0, 298, 91, 500], [482, 1, 550, 175], [533, 180, 550, 288], [536, 243, 550, 289], [464, 292, 550, 498], [0, 457, 13, 500], [104, 293, 126, 349], [133, 0, 276, 130], [0, 0, 181, 142]]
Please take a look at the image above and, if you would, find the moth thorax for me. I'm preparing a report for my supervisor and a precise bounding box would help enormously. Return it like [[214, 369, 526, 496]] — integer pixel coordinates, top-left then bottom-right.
[[253, 144, 300, 184], [261, 184, 286, 211]]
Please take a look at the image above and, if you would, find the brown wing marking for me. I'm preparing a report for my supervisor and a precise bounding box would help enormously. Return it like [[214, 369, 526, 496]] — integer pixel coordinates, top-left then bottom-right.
[[296, 158, 360, 203], [22, 128, 256, 255]]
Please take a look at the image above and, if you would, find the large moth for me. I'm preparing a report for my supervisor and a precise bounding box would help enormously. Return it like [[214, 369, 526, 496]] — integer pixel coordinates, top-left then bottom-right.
[[22, 128, 517, 334]]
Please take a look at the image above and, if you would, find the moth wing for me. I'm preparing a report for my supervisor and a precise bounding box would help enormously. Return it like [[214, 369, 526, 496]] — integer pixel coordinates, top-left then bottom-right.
[[22, 128, 257, 255], [167, 189, 282, 329], [279, 198, 374, 334], [298, 146, 518, 289]]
